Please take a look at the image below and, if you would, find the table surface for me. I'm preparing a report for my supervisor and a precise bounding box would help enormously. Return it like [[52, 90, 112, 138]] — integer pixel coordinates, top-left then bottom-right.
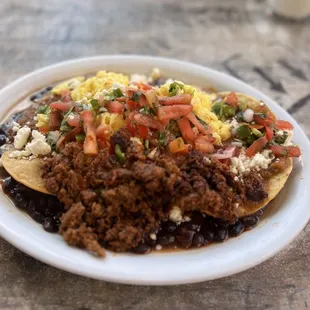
[[0, 0, 309, 309]]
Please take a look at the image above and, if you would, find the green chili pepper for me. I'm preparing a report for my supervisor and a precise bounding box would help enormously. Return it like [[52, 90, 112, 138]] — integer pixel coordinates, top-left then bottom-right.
[[274, 131, 288, 144], [169, 82, 184, 96], [238, 98, 247, 111], [212, 101, 223, 118], [236, 125, 252, 139], [252, 128, 263, 137], [90, 99, 99, 110], [145, 140, 149, 150], [75, 133, 85, 142], [223, 105, 236, 117], [115, 144, 126, 164]]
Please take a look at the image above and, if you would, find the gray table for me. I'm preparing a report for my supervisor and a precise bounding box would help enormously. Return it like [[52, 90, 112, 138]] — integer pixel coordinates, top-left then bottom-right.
[[0, 0, 309, 309]]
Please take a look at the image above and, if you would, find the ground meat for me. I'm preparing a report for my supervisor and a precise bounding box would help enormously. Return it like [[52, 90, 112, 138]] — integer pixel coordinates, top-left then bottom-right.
[[243, 173, 268, 202], [110, 127, 131, 151], [42, 129, 267, 255]]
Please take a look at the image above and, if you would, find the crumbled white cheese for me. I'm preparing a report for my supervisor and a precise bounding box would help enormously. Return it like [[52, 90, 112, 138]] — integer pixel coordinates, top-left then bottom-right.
[[68, 78, 82, 90], [47, 131, 61, 144], [155, 245, 162, 251], [130, 74, 148, 84], [283, 130, 293, 146], [25, 130, 51, 156], [10, 129, 51, 158], [260, 101, 265, 106], [165, 78, 174, 85], [276, 130, 284, 136], [12, 121, 21, 132], [150, 233, 157, 241], [230, 150, 274, 175], [130, 137, 143, 145], [169, 206, 183, 223], [111, 82, 126, 92], [14, 126, 31, 149], [243, 109, 254, 123], [76, 97, 89, 105], [9, 149, 31, 158], [183, 216, 191, 222], [203, 157, 211, 164]]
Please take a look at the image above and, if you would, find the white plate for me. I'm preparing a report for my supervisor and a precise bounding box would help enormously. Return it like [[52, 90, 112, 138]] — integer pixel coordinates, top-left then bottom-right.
[[0, 56, 309, 285]]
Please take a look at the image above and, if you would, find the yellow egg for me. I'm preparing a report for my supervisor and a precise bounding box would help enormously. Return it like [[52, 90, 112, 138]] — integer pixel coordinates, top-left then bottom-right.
[[71, 71, 129, 101], [100, 112, 125, 133], [51, 77, 85, 95], [36, 114, 49, 128]]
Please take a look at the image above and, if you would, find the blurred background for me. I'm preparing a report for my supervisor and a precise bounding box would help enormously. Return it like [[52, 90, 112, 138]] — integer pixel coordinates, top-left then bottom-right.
[[0, 0, 309, 309]]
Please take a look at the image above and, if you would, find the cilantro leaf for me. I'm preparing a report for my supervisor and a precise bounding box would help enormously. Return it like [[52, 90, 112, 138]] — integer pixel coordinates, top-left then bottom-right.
[[169, 82, 184, 96]]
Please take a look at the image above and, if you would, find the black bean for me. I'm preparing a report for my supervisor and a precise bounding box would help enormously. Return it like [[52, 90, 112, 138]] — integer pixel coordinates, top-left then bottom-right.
[[202, 228, 215, 242], [43, 217, 58, 233], [163, 221, 177, 233], [31, 211, 45, 223], [229, 221, 245, 237], [46, 86, 53, 91], [0, 134, 6, 146], [192, 233, 204, 247], [255, 209, 264, 217], [157, 234, 175, 246], [242, 215, 259, 229], [179, 221, 200, 232], [190, 212, 205, 226], [13, 193, 27, 209], [133, 243, 151, 254], [30, 94, 40, 102], [216, 219, 231, 229], [175, 227, 195, 248], [214, 228, 228, 242]]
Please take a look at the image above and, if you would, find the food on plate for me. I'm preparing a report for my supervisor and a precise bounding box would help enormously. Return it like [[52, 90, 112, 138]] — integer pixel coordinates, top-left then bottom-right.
[[0, 69, 301, 257]]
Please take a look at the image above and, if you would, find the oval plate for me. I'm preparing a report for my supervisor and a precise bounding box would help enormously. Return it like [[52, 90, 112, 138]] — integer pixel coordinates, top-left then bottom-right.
[[0, 56, 309, 285]]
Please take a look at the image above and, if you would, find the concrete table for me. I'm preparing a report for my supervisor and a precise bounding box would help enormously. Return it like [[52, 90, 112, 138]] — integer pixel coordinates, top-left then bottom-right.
[[0, 0, 309, 309]]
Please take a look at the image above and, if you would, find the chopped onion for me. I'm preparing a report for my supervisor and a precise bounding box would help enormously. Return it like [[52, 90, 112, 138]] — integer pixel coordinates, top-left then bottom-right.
[[243, 109, 254, 123], [144, 89, 158, 107], [211, 146, 236, 159], [231, 140, 243, 147]]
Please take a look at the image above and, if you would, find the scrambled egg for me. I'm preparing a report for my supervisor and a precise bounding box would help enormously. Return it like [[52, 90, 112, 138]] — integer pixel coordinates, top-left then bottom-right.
[[71, 71, 129, 101], [51, 77, 85, 95], [158, 82, 232, 144], [100, 112, 126, 133], [36, 114, 49, 128]]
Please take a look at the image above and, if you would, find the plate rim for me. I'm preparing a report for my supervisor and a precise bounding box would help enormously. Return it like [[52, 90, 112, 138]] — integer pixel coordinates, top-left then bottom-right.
[[0, 55, 309, 285]]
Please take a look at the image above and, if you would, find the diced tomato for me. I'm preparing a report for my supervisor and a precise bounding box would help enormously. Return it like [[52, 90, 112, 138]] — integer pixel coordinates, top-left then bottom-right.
[[50, 101, 73, 112], [159, 94, 192, 106], [126, 99, 138, 111], [61, 89, 71, 102], [80, 110, 98, 155], [253, 114, 274, 126], [105, 102, 124, 115], [245, 136, 268, 157], [96, 124, 110, 149], [226, 92, 238, 106], [126, 112, 138, 137], [275, 120, 294, 130], [177, 117, 195, 143], [137, 125, 149, 139], [67, 113, 81, 127], [157, 105, 193, 121], [265, 126, 274, 141], [194, 137, 215, 153], [270, 145, 301, 157], [138, 94, 148, 107], [134, 113, 162, 130], [115, 96, 127, 102], [186, 112, 211, 134], [169, 137, 190, 155], [38, 125, 49, 133], [98, 95, 104, 106], [49, 110, 62, 131], [137, 83, 153, 91]]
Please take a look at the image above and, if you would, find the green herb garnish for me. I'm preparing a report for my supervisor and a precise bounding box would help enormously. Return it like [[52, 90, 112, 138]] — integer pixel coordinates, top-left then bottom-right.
[[115, 144, 126, 164], [223, 105, 236, 117], [37, 105, 51, 115], [169, 82, 184, 96], [131, 92, 142, 103], [236, 125, 252, 139], [139, 106, 156, 116], [212, 101, 223, 118], [75, 133, 85, 143], [235, 111, 244, 122], [90, 99, 99, 110], [158, 132, 167, 147]]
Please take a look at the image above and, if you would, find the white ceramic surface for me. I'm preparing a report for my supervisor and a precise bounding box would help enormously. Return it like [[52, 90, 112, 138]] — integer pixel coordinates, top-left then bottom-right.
[[0, 56, 309, 285]]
